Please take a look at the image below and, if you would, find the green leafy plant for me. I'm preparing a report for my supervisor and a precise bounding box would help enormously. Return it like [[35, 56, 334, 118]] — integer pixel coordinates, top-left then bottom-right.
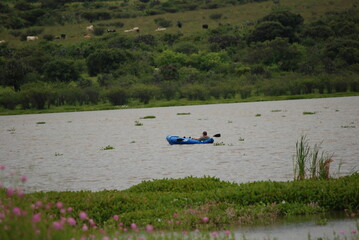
[[101, 145, 115, 150], [140, 115, 156, 119], [134, 120, 143, 126], [36, 122, 46, 124], [303, 111, 316, 115], [54, 152, 63, 156], [177, 113, 190, 115], [255, 113, 261, 117]]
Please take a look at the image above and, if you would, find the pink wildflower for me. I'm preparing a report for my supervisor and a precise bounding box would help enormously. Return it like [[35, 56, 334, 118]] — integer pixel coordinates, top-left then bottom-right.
[[102, 237, 110, 240], [35, 201, 42, 208], [56, 202, 63, 209], [12, 207, 21, 216], [60, 208, 66, 214], [20, 176, 27, 183], [17, 190, 24, 198], [173, 213, 178, 218], [79, 211, 88, 220], [340, 231, 345, 235], [67, 207, 73, 212], [0, 165, 5, 170], [6, 188, 14, 196], [123, 228, 128, 232], [225, 230, 231, 236], [182, 231, 187, 235], [53, 221, 63, 229], [131, 223, 137, 230], [82, 224, 88, 231], [352, 230, 357, 234], [67, 217, 76, 226], [211, 232, 218, 238], [119, 222, 124, 226], [145, 224, 154, 232], [194, 229, 200, 233], [202, 217, 209, 223], [32, 213, 41, 223], [89, 218, 96, 227], [113, 215, 119, 221]]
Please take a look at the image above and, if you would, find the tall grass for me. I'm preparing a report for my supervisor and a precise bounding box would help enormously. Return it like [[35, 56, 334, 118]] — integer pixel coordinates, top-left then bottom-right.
[[294, 136, 333, 180]]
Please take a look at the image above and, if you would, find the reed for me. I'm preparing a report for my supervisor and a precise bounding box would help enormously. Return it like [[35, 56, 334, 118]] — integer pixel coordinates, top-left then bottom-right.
[[294, 136, 334, 180], [294, 136, 311, 180]]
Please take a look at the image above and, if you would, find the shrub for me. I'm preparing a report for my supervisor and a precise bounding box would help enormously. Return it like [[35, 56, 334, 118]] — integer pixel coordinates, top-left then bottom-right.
[[0, 89, 20, 110], [43, 34, 54, 41], [106, 87, 128, 106], [154, 17, 172, 27], [209, 13, 222, 20], [93, 27, 105, 36], [180, 84, 209, 100], [130, 84, 160, 104]]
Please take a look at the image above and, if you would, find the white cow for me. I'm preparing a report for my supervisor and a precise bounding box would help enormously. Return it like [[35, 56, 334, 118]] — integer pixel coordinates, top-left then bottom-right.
[[86, 25, 94, 31], [0, 40, 6, 44], [26, 36, 38, 41], [155, 27, 166, 32], [124, 27, 140, 33]]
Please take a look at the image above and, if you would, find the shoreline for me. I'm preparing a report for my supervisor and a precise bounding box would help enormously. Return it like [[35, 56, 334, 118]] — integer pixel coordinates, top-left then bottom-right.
[[1, 92, 358, 116]]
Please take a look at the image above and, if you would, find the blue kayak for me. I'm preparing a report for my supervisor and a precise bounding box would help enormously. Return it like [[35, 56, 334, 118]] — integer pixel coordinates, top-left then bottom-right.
[[166, 136, 214, 145]]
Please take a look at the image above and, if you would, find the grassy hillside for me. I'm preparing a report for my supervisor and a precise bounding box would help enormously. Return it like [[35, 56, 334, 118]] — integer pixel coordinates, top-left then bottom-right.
[[0, 0, 358, 114], [0, 0, 357, 46]]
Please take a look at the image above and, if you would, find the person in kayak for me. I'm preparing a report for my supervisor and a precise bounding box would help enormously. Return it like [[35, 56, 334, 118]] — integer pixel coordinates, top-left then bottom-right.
[[192, 131, 210, 141]]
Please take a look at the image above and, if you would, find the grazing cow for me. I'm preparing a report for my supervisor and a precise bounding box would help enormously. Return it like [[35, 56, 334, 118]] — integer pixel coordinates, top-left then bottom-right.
[[107, 29, 116, 33], [124, 27, 140, 33], [155, 27, 166, 32], [26, 36, 39, 41], [86, 25, 94, 31], [177, 21, 182, 28], [61, 34, 66, 39], [202, 24, 209, 29], [0, 40, 6, 44]]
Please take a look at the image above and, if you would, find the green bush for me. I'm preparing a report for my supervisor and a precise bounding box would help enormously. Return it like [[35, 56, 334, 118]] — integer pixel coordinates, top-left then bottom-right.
[[106, 87, 128, 106], [154, 17, 172, 27], [130, 84, 160, 104]]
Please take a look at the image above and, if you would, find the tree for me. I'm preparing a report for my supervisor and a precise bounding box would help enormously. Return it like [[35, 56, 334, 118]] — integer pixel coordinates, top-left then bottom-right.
[[0, 59, 31, 91], [86, 49, 130, 76], [247, 21, 288, 43], [130, 84, 160, 104], [260, 10, 303, 30], [43, 59, 80, 82], [106, 87, 129, 105]]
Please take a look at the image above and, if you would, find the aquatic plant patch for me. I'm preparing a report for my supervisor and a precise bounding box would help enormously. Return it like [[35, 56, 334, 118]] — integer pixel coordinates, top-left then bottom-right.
[[135, 120, 143, 126], [303, 111, 316, 115], [100, 145, 115, 150], [36, 121, 46, 124], [141, 115, 156, 119], [255, 114, 261, 117], [177, 113, 191, 115]]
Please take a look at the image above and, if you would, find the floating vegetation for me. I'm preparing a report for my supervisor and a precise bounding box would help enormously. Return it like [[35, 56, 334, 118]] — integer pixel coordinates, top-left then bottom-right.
[[239, 137, 245, 141], [177, 112, 191, 115], [67, 121, 72, 123], [316, 218, 328, 226], [303, 111, 316, 115], [36, 122, 46, 124], [255, 113, 261, 117], [130, 141, 136, 143], [341, 125, 356, 128], [101, 145, 115, 150], [7, 127, 15, 134], [140, 115, 156, 119], [134, 121, 143, 126], [214, 142, 226, 146], [54, 152, 63, 156], [271, 109, 282, 112]]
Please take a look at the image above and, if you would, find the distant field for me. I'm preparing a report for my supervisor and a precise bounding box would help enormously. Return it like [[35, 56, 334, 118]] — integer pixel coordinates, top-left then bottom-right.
[[1, 0, 357, 47]]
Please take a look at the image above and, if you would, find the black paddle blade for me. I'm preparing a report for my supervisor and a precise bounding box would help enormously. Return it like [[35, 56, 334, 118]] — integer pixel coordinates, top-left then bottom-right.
[[213, 133, 221, 137]]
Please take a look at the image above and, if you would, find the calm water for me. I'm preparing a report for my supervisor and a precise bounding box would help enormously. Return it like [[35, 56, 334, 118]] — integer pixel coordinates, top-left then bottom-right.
[[0, 97, 358, 192]]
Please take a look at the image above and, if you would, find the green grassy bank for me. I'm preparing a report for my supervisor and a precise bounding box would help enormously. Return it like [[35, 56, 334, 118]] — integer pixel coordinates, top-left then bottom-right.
[[1, 92, 358, 116], [1, 173, 358, 239]]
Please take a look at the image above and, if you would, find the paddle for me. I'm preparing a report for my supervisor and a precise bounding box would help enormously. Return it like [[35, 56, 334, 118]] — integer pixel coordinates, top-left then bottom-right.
[[177, 133, 221, 141]]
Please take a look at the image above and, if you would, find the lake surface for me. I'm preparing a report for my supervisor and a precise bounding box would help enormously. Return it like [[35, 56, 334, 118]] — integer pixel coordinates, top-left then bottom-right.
[[0, 96, 358, 192]]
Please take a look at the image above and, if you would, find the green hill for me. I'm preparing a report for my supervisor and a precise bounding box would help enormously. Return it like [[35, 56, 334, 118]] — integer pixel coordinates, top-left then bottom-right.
[[0, 0, 358, 114]]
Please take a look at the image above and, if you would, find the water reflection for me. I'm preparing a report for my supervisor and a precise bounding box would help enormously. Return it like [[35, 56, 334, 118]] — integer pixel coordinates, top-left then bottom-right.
[[0, 97, 358, 192]]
